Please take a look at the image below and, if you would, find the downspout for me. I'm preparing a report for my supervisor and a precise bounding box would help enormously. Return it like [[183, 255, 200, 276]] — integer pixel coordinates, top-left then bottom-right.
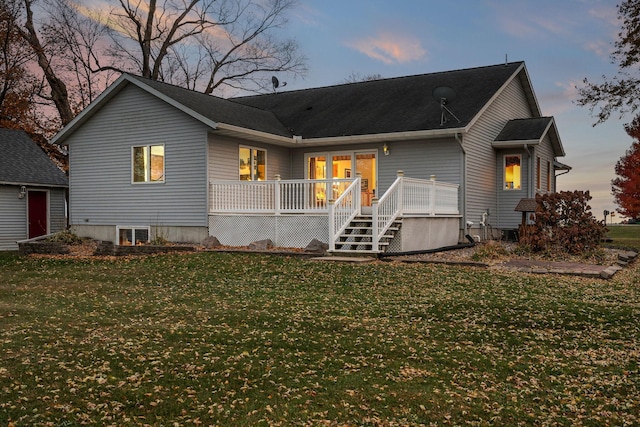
[[455, 133, 466, 241]]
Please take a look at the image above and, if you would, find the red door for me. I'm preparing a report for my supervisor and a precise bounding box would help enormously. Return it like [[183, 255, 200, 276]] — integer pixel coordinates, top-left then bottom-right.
[[28, 190, 48, 238]]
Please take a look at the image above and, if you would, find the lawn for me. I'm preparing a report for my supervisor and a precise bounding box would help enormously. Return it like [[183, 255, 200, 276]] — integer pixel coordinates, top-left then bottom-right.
[[1, 249, 639, 426], [607, 224, 640, 251]]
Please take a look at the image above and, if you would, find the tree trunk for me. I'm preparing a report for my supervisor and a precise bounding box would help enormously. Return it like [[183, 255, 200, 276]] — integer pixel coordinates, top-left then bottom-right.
[[21, 0, 74, 125]]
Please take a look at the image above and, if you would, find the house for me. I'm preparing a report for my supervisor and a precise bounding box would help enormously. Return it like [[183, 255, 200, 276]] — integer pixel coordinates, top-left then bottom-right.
[[50, 61, 568, 253], [0, 129, 69, 251]]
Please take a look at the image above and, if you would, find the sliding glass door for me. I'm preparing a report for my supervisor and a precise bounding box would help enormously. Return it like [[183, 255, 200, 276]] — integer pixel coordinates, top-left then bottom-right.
[[306, 151, 377, 207]]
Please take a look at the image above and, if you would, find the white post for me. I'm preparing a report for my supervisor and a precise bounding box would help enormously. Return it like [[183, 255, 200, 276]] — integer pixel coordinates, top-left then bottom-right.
[[355, 173, 362, 215], [328, 199, 336, 251], [372, 197, 379, 252], [397, 170, 404, 216], [430, 175, 436, 216], [274, 175, 281, 215]]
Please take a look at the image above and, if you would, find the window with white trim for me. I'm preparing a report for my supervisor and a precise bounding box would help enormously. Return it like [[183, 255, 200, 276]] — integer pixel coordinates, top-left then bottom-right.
[[133, 145, 165, 183], [116, 226, 149, 246], [504, 155, 521, 190], [239, 146, 266, 181]]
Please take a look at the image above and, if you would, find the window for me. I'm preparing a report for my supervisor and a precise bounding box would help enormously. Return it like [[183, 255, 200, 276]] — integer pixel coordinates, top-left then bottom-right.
[[239, 147, 266, 180], [536, 156, 541, 190], [133, 145, 164, 183], [116, 226, 149, 245], [504, 155, 521, 190], [547, 161, 552, 191]]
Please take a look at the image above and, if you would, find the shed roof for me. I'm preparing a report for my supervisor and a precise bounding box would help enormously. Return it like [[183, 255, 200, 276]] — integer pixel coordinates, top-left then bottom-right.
[[0, 129, 69, 187], [514, 198, 538, 212]]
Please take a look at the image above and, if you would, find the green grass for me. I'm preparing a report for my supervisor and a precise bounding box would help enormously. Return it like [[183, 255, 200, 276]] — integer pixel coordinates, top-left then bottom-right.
[[607, 224, 640, 251], [1, 251, 639, 426]]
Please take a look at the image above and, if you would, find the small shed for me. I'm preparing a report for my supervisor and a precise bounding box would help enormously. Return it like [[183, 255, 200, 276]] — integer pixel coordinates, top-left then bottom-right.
[[0, 129, 69, 250]]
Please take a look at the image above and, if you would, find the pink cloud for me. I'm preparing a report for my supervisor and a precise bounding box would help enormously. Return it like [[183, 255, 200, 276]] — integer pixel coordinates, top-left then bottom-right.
[[346, 33, 427, 64]]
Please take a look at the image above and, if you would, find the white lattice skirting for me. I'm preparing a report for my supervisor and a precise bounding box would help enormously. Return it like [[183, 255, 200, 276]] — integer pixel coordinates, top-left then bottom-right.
[[208, 214, 330, 248]]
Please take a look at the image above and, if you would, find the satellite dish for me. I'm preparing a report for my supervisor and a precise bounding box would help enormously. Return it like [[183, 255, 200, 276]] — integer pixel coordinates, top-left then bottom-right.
[[432, 86, 457, 104], [432, 86, 461, 125], [272, 76, 287, 92]]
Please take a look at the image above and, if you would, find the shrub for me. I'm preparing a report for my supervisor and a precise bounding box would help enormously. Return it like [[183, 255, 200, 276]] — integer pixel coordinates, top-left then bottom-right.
[[518, 191, 607, 255], [45, 230, 83, 245], [471, 241, 509, 261]]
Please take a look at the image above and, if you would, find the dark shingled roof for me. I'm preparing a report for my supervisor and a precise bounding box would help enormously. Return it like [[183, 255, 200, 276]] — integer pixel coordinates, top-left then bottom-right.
[[127, 75, 293, 137], [495, 117, 553, 142], [514, 198, 538, 212], [0, 129, 68, 187], [231, 62, 525, 138]]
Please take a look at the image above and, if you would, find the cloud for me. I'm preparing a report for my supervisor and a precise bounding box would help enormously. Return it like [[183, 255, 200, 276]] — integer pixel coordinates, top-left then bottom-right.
[[346, 33, 427, 64]]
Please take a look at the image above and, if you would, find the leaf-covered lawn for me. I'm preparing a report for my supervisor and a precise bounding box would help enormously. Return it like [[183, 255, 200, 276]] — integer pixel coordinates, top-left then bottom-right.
[[1, 251, 639, 426]]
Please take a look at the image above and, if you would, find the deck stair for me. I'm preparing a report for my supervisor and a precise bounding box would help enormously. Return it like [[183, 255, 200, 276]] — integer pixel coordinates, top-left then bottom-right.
[[331, 215, 402, 254]]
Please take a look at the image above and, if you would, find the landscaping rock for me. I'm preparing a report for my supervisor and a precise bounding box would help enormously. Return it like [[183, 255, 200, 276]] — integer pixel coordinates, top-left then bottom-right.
[[202, 236, 222, 249], [305, 238, 329, 253], [249, 239, 274, 250]]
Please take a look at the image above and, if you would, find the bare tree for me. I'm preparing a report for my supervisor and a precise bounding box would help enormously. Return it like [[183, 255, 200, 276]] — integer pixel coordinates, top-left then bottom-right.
[[40, 0, 120, 111], [17, 0, 75, 126], [0, 0, 43, 131], [341, 72, 383, 84], [101, 0, 307, 94]]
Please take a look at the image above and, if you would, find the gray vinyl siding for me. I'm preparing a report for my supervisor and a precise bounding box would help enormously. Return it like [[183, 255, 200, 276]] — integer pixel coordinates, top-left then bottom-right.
[[0, 186, 66, 250], [0, 185, 26, 250], [208, 134, 291, 180], [534, 135, 556, 194], [465, 75, 534, 229], [49, 188, 67, 232], [290, 140, 461, 196], [67, 84, 209, 228], [496, 150, 529, 229], [376, 139, 461, 194]]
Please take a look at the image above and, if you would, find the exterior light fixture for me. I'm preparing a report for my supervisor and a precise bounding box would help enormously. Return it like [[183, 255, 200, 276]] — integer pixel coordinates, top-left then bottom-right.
[[383, 143, 389, 156], [18, 186, 26, 199]]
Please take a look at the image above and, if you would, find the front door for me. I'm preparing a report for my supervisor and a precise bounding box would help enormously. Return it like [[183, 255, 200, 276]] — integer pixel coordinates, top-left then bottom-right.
[[28, 190, 48, 238]]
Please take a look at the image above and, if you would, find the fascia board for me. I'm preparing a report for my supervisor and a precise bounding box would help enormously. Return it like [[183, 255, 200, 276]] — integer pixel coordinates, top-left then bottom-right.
[[0, 180, 68, 188], [51, 74, 220, 145], [465, 63, 543, 132], [50, 73, 130, 145], [491, 139, 541, 149], [297, 128, 466, 146]]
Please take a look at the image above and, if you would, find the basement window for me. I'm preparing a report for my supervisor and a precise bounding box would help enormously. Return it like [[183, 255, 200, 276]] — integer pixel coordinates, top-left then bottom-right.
[[116, 226, 150, 246]]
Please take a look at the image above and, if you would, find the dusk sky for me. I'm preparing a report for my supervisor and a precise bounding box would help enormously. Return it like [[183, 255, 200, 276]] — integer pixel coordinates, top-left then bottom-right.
[[275, 0, 630, 222]]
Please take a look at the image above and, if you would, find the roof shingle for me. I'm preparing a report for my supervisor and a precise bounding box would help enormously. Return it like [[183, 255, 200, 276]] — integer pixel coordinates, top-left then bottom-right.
[[0, 129, 68, 187]]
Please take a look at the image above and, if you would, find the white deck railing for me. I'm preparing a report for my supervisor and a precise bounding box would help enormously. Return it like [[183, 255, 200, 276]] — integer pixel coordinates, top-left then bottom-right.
[[210, 173, 459, 251], [372, 173, 459, 251], [328, 178, 361, 251], [210, 178, 354, 214]]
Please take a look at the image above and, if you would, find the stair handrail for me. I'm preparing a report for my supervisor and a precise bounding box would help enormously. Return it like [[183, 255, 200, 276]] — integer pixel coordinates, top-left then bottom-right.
[[328, 177, 361, 251], [373, 172, 404, 250]]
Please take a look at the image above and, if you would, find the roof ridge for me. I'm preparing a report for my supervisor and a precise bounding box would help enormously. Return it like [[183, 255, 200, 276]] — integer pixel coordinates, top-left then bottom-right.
[[232, 61, 525, 100]]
